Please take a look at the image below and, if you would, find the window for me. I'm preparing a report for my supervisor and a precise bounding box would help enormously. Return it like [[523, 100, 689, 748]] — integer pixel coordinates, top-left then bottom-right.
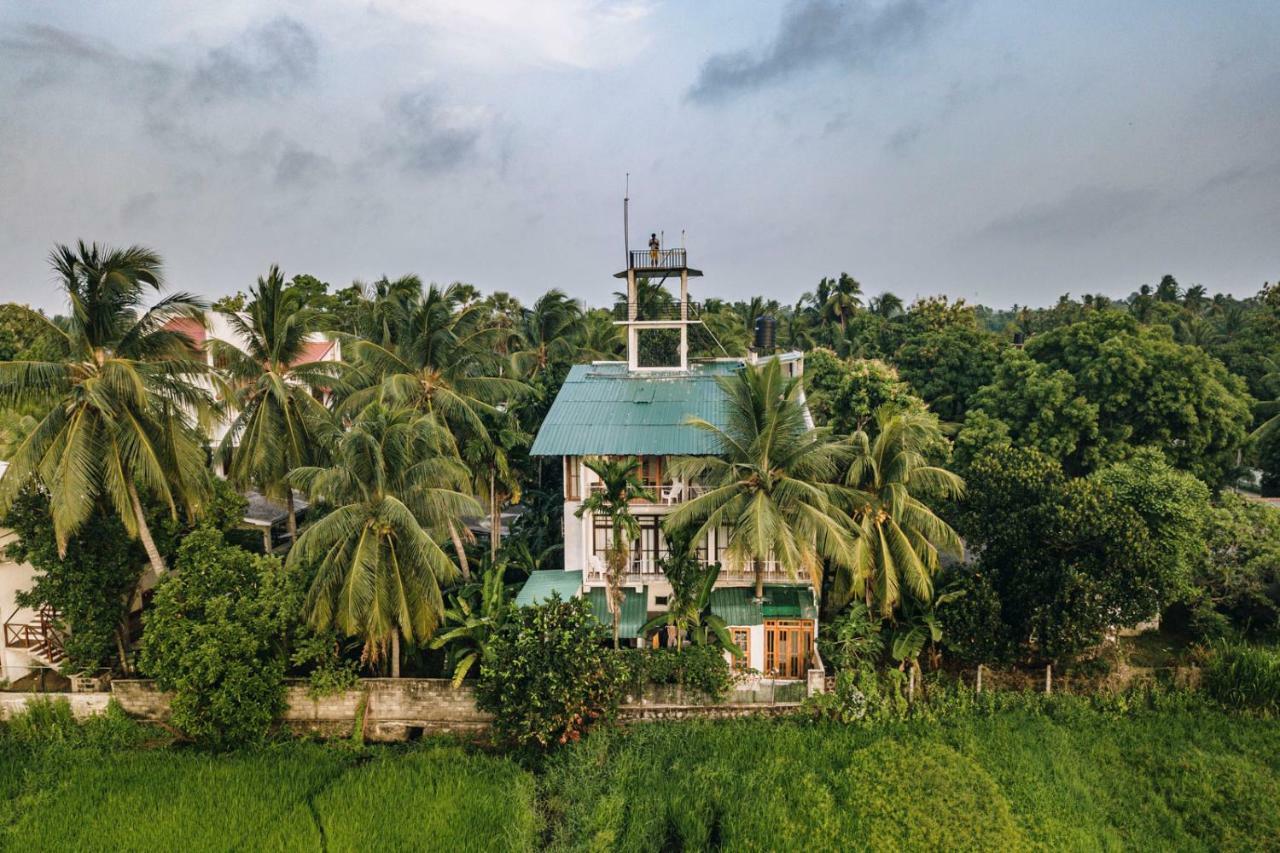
[[564, 456, 580, 500], [730, 627, 751, 673], [591, 516, 613, 558]]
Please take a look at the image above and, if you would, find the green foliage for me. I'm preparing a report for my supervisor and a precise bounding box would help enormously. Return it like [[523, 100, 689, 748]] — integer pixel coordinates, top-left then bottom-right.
[[1, 699, 151, 749], [429, 562, 512, 686], [544, 706, 1280, 851], [641, 527, 738, 654], [620, 645, 735, 703], [140, 528, 300, 747], [0, 303, 64, 362], [817, 602, 883, 673], [288, 403, 477, 671], [957, 446, 1208, 660], [936, 568, 1010, 663], [476, 595, 629, 752], [5, 487, 144, 672], [835, 407, 964, 616], [803, 348, 921, 433], [1201, 644, 1280, 714], [893, 323, 1003, 422], [0, 739, 537, 851], [667, 358, 855, 596], [963, 311, 1252, 483], [1176, 494, 1280, 640], [289, 631, 360, 698], [0, 242, 212, 575]]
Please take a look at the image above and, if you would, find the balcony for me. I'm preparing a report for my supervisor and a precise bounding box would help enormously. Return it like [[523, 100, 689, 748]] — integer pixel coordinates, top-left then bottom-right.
[[615, 249, 703, 278], [588, 480, 707, 505], [586, 554, 791, 584]]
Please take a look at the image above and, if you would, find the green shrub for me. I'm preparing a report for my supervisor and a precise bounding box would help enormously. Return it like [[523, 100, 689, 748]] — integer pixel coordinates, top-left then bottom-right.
[[140, 528, 302, 748], [3, 699, 151, 749], [621, 645, 734, 703], [476, 595, 629, 753], [1202, 644, 1280, 714], [817, 602, 883, 672]]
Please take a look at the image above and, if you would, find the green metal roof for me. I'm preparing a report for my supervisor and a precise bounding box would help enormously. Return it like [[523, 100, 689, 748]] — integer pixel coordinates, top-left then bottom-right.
[[709, 586, 818, 626], [529, 361, 746, 456], [587, 586, 649, 639], [514, 570, 583, 607]]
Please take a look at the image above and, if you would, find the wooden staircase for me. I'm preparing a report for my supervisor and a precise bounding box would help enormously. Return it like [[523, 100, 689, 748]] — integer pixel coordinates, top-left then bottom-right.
[[3, 604, 66, 669]]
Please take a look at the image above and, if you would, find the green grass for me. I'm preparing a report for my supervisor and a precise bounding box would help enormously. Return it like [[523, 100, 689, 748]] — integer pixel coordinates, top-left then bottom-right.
[[0, 739, 538, 852], [2, 699, 1278, 851], [543, 707, 1280, 851]]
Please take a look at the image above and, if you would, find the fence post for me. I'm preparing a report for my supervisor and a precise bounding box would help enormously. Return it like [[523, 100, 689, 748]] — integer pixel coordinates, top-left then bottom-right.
[[976, 664, 984, 694], [1045, 664, 1052, 695]]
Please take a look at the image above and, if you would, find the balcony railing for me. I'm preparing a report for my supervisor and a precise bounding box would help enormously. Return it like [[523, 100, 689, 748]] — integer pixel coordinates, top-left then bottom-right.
[[630, 248, 687, 271], [586, 554, 790, 582], [588, 481, 707, 505], [611, 300, 702, 321]]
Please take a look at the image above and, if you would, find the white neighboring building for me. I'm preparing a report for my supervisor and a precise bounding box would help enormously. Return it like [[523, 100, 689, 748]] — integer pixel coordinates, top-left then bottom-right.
[[0, 461, 52, 684]]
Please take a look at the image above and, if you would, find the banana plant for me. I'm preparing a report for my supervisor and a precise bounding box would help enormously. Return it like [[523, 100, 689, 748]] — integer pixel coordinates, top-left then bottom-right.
[[429, 561, 510, 687]]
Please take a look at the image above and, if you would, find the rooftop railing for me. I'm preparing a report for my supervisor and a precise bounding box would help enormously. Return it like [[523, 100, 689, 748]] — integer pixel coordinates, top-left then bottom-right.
[[611, 300, 702, 321], [630, 248, 687, 270]]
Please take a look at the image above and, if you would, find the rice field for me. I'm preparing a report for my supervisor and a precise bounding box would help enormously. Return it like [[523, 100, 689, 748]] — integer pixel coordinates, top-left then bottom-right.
[[2, 698, 1278, 851]]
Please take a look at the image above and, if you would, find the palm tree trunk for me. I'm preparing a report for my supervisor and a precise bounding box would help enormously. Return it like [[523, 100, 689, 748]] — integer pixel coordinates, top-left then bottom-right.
[[115, 623, 132, 676], [285, 488, 297, 544], [391, 630, 400, 678], [127, 481, 167, 576], [753, 558, 764, 601], [448, 520, 471, 580], [489, 471, 499, 560]]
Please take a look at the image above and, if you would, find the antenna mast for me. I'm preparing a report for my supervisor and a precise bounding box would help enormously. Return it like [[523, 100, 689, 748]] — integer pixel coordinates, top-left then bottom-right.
[[623, 173, 630, 266]]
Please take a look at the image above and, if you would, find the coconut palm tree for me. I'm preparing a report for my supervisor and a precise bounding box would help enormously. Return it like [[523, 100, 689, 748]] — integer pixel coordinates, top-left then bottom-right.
[[338, 282, 527, 578], [212, 266, 337, 542], [834, 407, 965, 617], [574, 456, 653, 648], [822, 273, 863, 336], [287, 403, 480, 676], [0, 242, 211, 575], [667, 358, 856, 600], [513, 289, 582, 378]]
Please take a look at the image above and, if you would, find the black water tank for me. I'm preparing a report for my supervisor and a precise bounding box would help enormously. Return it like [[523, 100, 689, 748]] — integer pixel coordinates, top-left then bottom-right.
[[753, 316, 777, 351]]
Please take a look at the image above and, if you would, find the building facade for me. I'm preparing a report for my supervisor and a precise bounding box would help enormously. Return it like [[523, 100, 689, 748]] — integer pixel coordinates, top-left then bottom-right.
[[518, 245, 819, 679]]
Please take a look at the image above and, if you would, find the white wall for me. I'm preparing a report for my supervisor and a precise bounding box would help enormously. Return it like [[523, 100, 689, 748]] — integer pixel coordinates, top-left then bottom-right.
[[0, 530, 38, 684]]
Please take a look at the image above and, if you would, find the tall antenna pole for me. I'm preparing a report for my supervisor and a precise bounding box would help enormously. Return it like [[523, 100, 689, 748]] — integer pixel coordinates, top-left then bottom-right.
[[623, 173, 630, 266]]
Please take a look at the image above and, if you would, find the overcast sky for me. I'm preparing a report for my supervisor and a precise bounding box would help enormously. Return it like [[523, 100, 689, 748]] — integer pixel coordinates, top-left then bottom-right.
[[2, 1, 1279, 314]]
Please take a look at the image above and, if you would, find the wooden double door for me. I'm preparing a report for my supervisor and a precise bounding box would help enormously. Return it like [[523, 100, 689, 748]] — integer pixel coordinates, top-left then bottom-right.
[[764, 619, 814, 679]]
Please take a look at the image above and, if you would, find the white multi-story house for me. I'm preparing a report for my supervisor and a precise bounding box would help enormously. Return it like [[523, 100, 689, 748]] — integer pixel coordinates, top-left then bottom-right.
[[516, 245, 818, 679]]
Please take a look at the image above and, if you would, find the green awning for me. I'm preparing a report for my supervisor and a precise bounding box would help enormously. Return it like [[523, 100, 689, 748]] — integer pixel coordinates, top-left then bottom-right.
[[587, 586, 648, 639], [710, 586, 818, 626], [514, 570, 583, 607], [762, 585, 818, 620]]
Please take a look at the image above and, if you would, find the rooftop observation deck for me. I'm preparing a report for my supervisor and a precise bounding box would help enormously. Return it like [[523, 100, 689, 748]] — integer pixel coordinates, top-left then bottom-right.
[[614, 248, 703, 278]]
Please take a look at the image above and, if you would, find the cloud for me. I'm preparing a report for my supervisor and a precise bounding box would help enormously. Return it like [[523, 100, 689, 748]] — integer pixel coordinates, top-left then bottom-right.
[[0, 23, 175, 94], [190, 17, 318, 102], [688, 0, 961, 103], [274, 143, 337, 189], [377, 89, 491, 175], [976, 186, 1159, 244]]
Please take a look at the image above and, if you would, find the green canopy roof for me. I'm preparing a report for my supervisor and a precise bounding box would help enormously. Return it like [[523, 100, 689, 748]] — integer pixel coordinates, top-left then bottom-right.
[[587, 586, 649, 639], [529, 361, 745, 456], [514, 570, 583, 607], [709, 586, 818, 626]]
